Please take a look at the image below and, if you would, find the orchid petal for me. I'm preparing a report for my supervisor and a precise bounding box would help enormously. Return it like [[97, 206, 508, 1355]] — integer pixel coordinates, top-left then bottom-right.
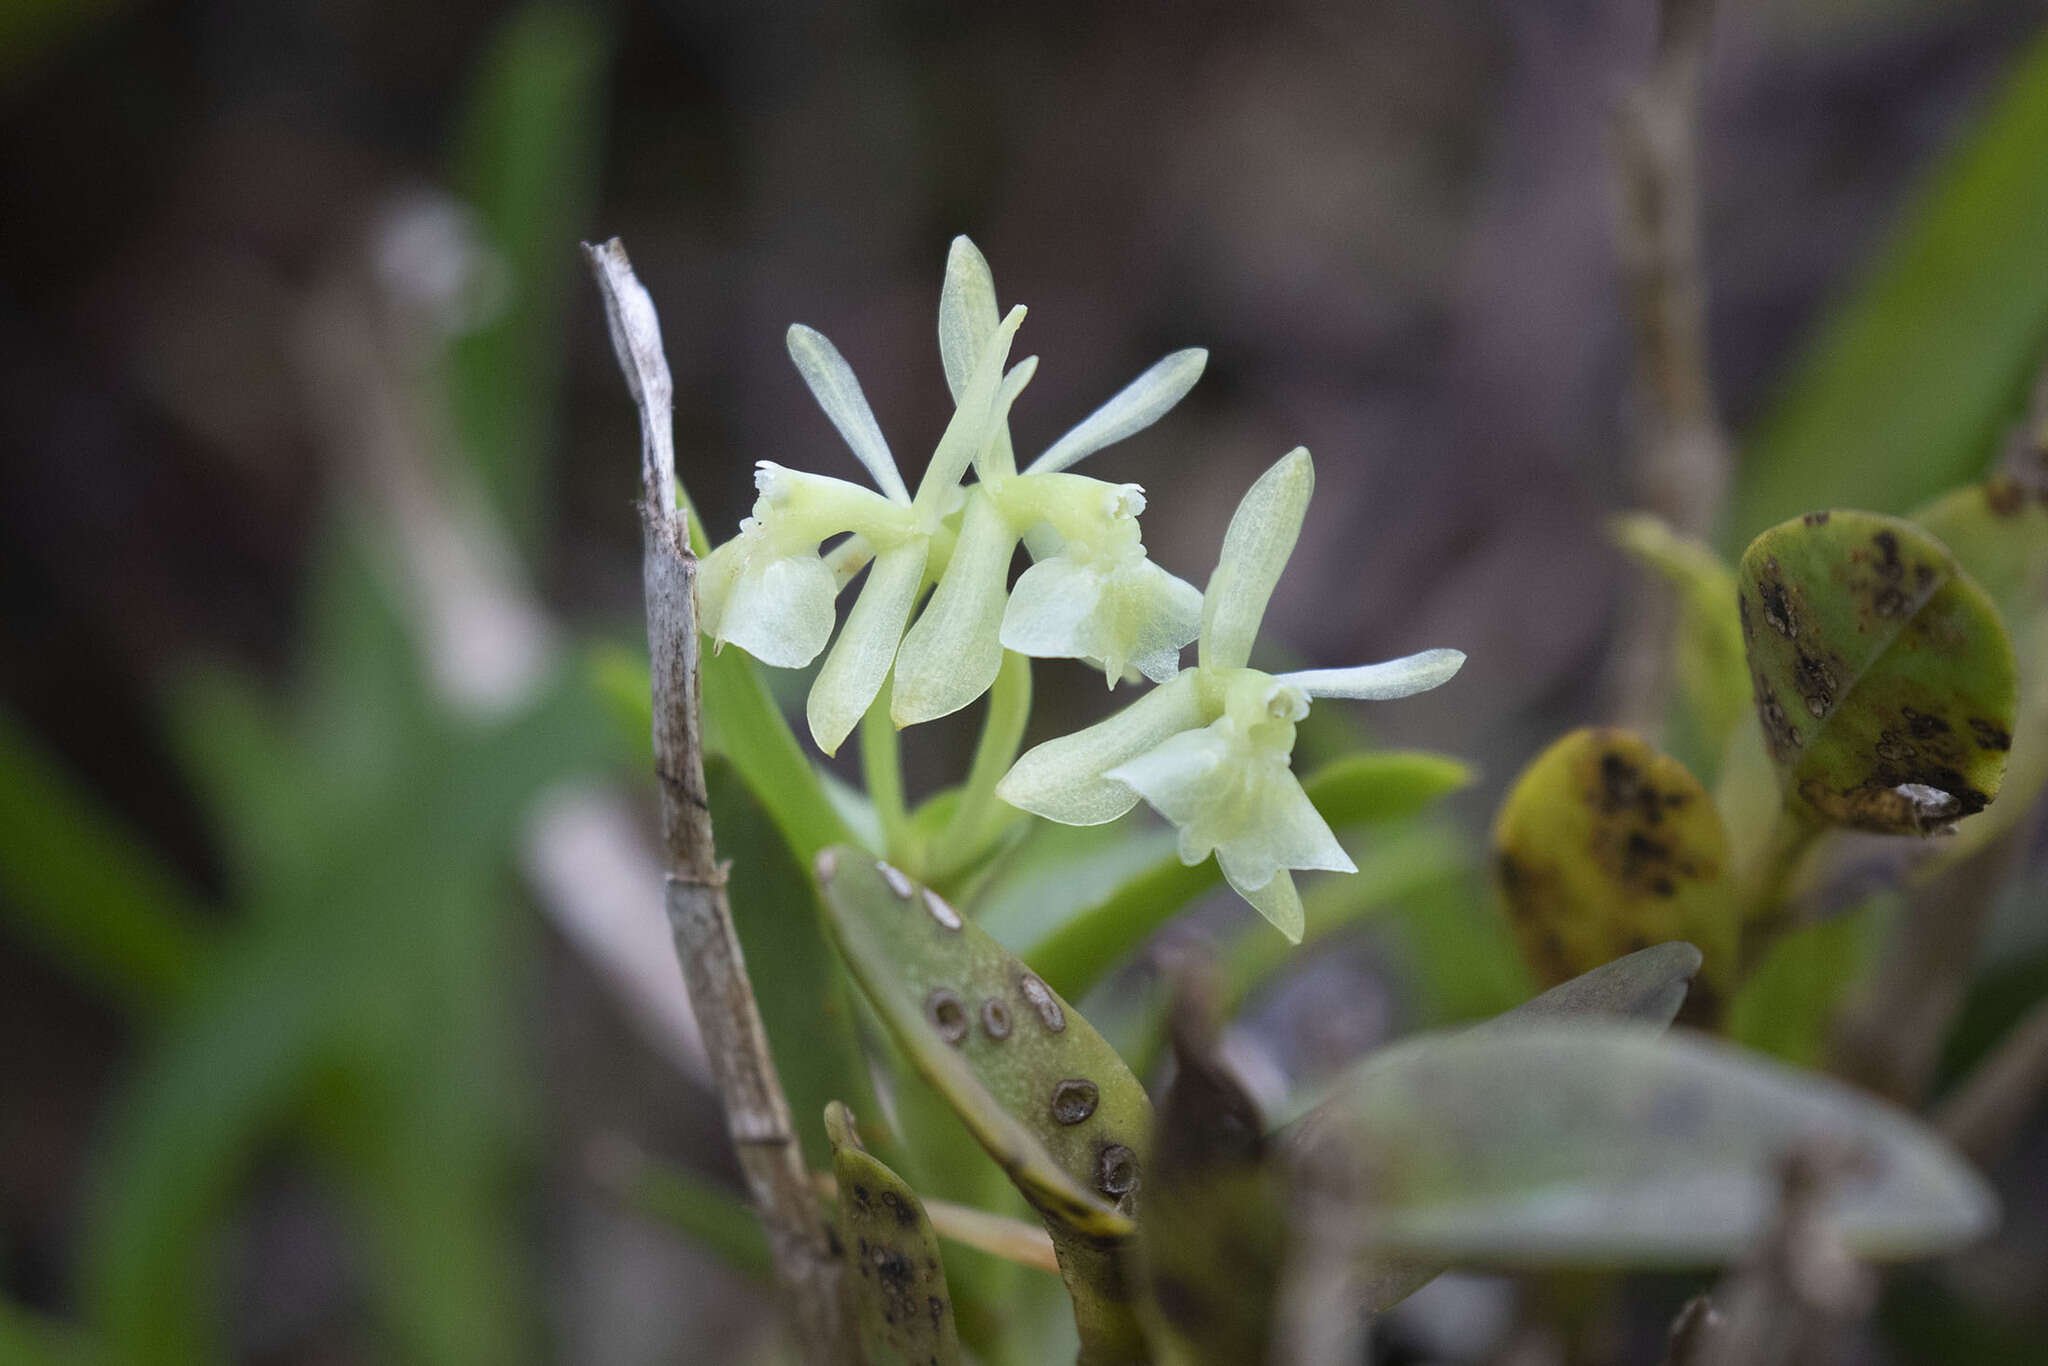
[[892, 492, 1019, 726], [974, 355, 1038, 482], [786, 324, 911, 504], [1228, 867, 1304, 943], [1200, 447, 1313, 671], [1002, 546, 1200, 684], [806, 540, 929, 755], [999, 555, 1105, 667], [1278, 648, 1466, 700], [938, 236, 1000, 401], [996, 670, 1204, 825], [717, 550, 840, 669], [915, 305, 1025, 517], [1028, 348, 1209, 474]]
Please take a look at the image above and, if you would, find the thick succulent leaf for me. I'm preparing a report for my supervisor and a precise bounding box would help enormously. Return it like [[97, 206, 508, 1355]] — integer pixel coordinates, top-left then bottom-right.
[[1476, 941, 1703, 1035], [807, 540, 929, 756], [1908, 479, 2048, 854], [1030, 348, 1208, 475], [996, 670, 1205, 826], [816, 850, 1152, 1365], [1199, 448, 1313, 672], [893, 492, 1018, 726], [785, 323, 910, 504], [1133, 984, 1286, 1365], [1345, 945, 1699, 1313], [1738, 510, 2017, 832], [1491, 728, 1736, 1009], [826, 1103, 962, 1366], [1292, 1023, 1997, 1265], [1610, 514, 1749, 778]]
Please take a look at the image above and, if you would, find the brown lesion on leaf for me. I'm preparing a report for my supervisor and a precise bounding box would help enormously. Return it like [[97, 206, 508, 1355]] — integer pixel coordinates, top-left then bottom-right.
[[1753, 674, 1802, 759], [1792, 647, 1841, 719], [1986, 476, 2026, 517], [1802, 510, 1831, 526], [1970, 718, 2012, 751], [1756, 562, 1800, 639]]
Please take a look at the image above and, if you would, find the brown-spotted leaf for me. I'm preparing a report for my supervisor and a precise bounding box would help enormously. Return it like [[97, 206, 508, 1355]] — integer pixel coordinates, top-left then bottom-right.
[[1492, 729, 1735, 1003], [825, 1102, 962, 1366], [816, 848, 1151, 1366], [1908, 480, 2048, 855], [1738, 510, 2017, 833]]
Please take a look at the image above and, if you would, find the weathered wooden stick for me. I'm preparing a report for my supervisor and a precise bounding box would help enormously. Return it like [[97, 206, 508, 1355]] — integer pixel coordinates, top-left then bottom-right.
[[584, 237, 850, 1363]]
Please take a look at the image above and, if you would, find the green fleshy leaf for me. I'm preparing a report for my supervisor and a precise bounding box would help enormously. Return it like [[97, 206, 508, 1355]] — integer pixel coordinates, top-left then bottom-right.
[[1293, 1023, 1996, 1266], [1021, 750, 1473, 1000], [816, 849, 1150, 1366], [826, 1103, 963, 1366], [1738, 511, 2017, 832], [1491, 728, 1735, 1010]]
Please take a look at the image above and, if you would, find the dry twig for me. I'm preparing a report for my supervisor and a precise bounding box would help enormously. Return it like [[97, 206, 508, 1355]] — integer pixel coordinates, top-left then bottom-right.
[[584, 238, 851, 1363]]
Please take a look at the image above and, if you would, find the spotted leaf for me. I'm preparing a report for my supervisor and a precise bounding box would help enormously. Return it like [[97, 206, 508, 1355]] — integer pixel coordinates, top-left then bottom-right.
[[1492, 729, 1735, 1011], [815, 848, 1152, 1366], [1738, 510, 2017, 834], [825, 1102, 962, 1366]]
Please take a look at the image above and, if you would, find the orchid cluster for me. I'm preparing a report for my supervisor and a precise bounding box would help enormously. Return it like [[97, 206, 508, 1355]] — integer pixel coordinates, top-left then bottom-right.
[[699, 239, 1465, 937]]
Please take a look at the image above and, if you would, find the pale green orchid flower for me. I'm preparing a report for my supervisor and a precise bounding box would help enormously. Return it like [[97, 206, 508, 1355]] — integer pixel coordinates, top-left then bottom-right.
[[890, 238, 1205, 726], [995, 448, 1465, 940], [701, 305, 1027, 755]]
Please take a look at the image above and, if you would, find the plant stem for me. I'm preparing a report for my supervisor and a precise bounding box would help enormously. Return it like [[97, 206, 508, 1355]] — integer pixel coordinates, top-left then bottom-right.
[[585, 238, 851, 1364], [930, 650, 1032, 883], [1734, 799, 1824, 979], [860, 678, 915, 866]]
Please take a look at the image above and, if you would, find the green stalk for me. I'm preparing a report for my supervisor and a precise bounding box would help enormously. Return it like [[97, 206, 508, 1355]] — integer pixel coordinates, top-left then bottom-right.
[[929, 651, 1032, 883], [861, 677, 915, 867]]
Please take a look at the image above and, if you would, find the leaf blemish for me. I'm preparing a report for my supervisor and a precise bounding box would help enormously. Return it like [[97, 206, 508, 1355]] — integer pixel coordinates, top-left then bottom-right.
[[1051, 1078, 1101, 1125], [925, 988, 969, 1044]]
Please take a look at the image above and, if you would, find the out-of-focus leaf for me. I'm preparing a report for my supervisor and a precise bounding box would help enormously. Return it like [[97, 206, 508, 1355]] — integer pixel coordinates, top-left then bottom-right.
[[1491, 729, 1735, 1009], [0, 1300, 96, 1366], [708, 758, 880, 1170], [1910, 478, 2048, 856], [826, 1103, 963, 1366], [1474, 941, 1702, 1035], [605, 1148, 771, 1282], [1611, 514, 1750, 780], [0, 708, 213, 1014], [445, 3, 609, 550], [1724, 27, 2048, 539], [1132, 981, 1285, 1366], [1738, 511, 2017, 832], [1020, 750, 1474, 1000], [1292, 1023, 1995, 1265], [1729, 895, 1893, 1067], [817, 849, 1150, 1365]]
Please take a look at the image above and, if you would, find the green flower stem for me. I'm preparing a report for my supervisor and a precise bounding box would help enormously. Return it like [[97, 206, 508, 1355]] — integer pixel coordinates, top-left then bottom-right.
[[929, 651, 1033, 885], [861, 678, 915, 865], [1734, 798, 1827, 978]]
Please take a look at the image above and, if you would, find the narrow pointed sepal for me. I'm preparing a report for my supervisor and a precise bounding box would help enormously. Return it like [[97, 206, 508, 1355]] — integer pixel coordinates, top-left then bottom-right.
[[785, 324, 911, 504], [1029, 347, 1209, 474], [892, 492, 1018, 726], [1279, 648, 1465, 700], [1199, 447, 1315, 671], [1229, 868, 1304, 943], [807, 539, 929, 755]]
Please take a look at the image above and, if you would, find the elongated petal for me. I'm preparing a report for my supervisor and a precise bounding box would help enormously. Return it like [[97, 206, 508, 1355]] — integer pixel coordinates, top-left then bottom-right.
[[916, 306, 1025, 516], [996, 670, 1205, 825], [892, 493, 1019, 726], [786, 324, 911, 504], [1279, 648, 1466, 700], [938, 236, 1000, 401], [1028, 348, 1209, 474], [718, 551, 840, 668], [1228, 867, 1304, 943], [1200, 447, 1314, 671], [807, 540, 929, 755], [975, 355, 1038, 482]]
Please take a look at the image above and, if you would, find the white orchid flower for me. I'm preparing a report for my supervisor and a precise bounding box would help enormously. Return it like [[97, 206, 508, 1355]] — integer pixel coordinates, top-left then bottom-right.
[[891, 237, 1205, 725], [995, 448, 1465, 940]]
